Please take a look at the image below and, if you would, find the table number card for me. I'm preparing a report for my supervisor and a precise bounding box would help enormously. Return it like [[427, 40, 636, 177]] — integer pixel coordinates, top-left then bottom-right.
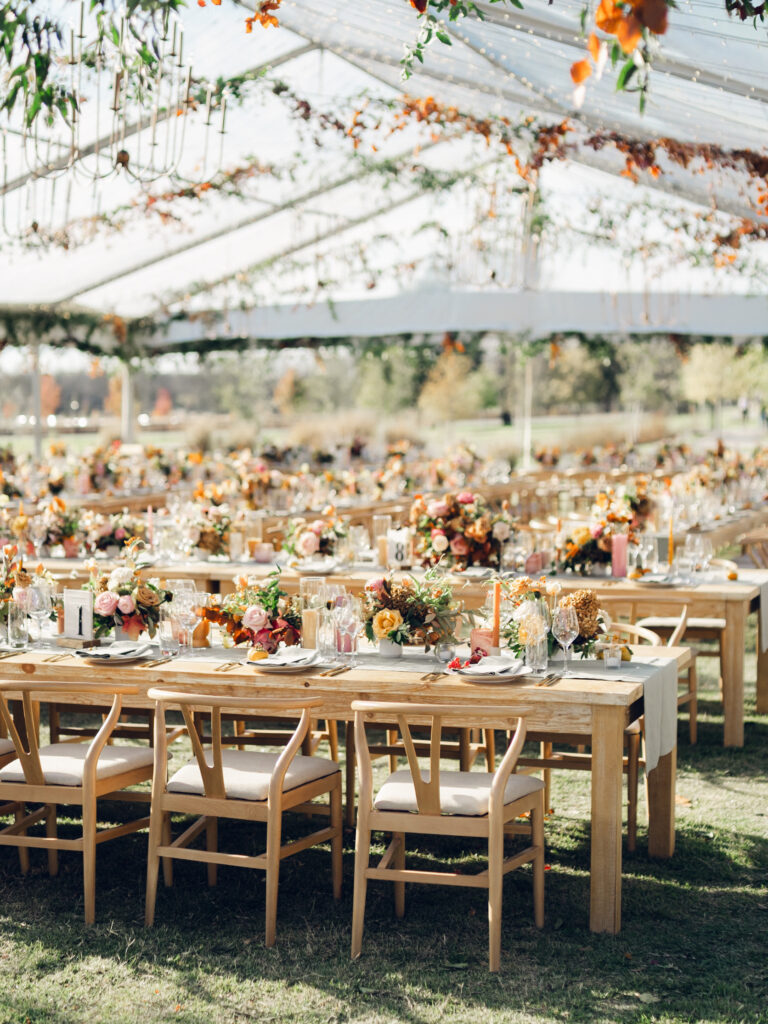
[[63, 590, 94, 641], [386, 528, 412, 569]]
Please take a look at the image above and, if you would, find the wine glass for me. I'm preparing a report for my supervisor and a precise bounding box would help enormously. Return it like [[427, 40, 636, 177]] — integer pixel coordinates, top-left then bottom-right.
[[332, 596, 363, 667], [27, 583, 52, 649], [29, 516, 47, 559], [173, 591, 198, 653], [551, 605, 579, 677]]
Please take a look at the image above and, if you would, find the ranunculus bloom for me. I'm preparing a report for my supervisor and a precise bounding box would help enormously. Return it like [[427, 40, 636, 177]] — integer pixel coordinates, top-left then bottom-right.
[[297, 531, 319, 557], [372, 608, 404, 640], [107, 567, 135, 591], [432, 533, 449, 553], [456, 491, 476, 505], [426, 500, 450, 518], [242, 604, 270, 632], [117, 594, 136, 615], [450, 536, 471, 557], [94, 591, 119, 616]]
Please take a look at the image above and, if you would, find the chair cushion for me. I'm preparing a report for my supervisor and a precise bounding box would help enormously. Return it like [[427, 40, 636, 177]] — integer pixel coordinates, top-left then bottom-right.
[[374, 770, 544, 817], [637, 616, 725, 631], [0, 738, 14, 757], [0, 743, 154, 787], [167, 751, 339, 802]]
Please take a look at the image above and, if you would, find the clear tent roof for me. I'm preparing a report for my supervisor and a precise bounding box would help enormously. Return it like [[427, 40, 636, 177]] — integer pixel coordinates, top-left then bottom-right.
[[1, 0, 767, 325]]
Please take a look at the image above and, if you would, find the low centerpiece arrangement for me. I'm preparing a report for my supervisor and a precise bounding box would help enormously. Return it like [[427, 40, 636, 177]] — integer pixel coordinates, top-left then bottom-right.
[[84, 540, 171, 640], [559, 491, 634, 576], [282, 509, 347, 563], [363, 570, 459, 656], [410, 491, 515, 570], [40, 498, 82, 557], [82, 509, 146, 555], [199, 570, 301, 652], [503, 578, 608, 661], [189, 504, 232, 558], [0, 545, 56, 624]]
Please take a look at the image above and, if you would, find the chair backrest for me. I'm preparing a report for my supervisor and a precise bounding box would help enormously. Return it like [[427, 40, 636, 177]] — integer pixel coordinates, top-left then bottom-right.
[[739, 529, 768, 568], [148, 689, 323, 803], [0, 682, 137, 786], [608, 622, 662, 646], [352, 701, 526, 816], [710, 557, 739, 575], [666, 606, 689, 647]]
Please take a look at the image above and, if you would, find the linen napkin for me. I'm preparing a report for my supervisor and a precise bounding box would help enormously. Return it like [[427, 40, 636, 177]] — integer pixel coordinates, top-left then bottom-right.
[[75, 641, 152, 660], [458, 657, 524, 677]]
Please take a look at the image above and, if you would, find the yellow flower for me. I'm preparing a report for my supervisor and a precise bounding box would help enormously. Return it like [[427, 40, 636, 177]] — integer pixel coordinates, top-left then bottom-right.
[[572, 526, 592, 547], [372, 608, 404, 640]]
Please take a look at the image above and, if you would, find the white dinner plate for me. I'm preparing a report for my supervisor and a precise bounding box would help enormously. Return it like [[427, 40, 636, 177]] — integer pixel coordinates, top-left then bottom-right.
[[251, 650, 321, 673], [75, 641, 153, 664], [452, 657, 531, 683]]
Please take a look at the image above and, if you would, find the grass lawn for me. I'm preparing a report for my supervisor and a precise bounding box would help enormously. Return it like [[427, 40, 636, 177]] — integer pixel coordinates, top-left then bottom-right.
[[0, 643, 766, 1024]]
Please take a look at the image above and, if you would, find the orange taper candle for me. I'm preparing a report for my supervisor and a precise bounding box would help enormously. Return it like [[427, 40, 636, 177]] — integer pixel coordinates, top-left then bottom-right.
[[668, 516, 675, 568]]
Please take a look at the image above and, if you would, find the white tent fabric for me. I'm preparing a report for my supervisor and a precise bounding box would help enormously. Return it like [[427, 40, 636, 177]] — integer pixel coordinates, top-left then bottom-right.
[[0, 0, 766, 331]]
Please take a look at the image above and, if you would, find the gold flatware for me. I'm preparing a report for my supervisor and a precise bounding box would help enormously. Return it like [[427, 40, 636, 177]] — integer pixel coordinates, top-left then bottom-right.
[[421, 671, 447, 682], [539, 674, 562, 687], [0, 650, 23, 660], [534, 673, 556, 687], [213, 661, 239, 673], [143, 656, 174, 669], [43, 652, 71, 663], [319, 665, 350, 677]]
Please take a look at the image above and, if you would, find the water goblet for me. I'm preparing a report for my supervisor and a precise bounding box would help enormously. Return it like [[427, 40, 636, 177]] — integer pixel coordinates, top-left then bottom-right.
[[551, 605, 579, 677]]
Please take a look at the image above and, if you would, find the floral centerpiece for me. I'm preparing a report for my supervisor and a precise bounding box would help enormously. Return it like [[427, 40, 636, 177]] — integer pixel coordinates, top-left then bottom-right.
[[363, 570, 459, 650], [200, 570, 300, 652], [282, 509, 347, 561], [503, 579, 607, 659], [410, 491, 515, 570], [81, 509, 145, 553], [84, 540, 171, 640], [0, 545, 55, 623], [559, 491, 634, 575], [39, 498, 82, 556], [189, 504, 232, 557]]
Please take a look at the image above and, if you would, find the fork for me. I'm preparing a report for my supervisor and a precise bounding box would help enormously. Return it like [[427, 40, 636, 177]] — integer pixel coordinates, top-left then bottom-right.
[[43, 652, 71, 663], [213, 661, 239, 673]]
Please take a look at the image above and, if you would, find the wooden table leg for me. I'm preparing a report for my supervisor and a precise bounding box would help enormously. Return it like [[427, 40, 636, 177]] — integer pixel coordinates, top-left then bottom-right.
[[756, 609, 768, 715], [722, 603, 747, 747], [646, 747, 676, 859], [589, 705, 625, 934]]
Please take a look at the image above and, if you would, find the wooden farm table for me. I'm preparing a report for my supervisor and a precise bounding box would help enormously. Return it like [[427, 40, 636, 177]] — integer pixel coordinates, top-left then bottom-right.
[[41, 556, 758, 746], [0, 646, 688, 935]]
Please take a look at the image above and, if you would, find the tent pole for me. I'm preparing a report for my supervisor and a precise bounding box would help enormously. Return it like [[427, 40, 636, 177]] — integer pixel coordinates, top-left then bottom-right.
[[521, 357, 533, 472], [121, 363, 135, 443], [31, 342, 43, 462]]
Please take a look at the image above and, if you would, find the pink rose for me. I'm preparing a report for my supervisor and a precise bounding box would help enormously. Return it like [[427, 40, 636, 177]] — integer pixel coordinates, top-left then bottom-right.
[[114, 527, 126, 541], [430, 528, 446, 539], [117, 594, 135, 615], [591, 525, 603, 539], [297, 531, 319, 557], [450, 536, 471, 556], [94, 591, 119, 616], [426, 500, 450, 518], [365, 578, 386, 597], [308, 520, 325, 536], [457, 491, 476, 505], [242, 604, 270, 632]]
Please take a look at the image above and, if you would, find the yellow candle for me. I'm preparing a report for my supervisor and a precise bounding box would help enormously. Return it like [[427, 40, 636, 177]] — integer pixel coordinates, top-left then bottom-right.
[[301, 609, 319, 649], [668, 516, 675, 567], [377, 535, 389, 568], [491, 581, 501, 649]]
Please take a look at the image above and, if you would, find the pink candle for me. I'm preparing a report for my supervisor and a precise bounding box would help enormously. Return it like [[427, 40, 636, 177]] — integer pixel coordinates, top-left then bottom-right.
[[611, 532, 628, 578]]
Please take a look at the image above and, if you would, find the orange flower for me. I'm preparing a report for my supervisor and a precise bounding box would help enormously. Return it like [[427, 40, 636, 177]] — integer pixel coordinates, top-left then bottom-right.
[[587, 32, 601, 62], [595, 0, 623, 34], [634, 0, 668, 34], [616, 13, 642, 53]]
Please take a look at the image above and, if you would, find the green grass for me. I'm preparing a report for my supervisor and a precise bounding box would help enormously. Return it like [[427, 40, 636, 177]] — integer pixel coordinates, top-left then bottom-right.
[[0, 642, 766, 1024]]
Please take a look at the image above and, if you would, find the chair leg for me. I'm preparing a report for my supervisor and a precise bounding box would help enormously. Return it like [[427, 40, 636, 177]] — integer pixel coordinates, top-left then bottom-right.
[[531, 795, 545, 929], [688, 663, 698, 745], [264, 810, 282, 948], [626, 732, 640, 853], [162, 813, 173, 887], [330, 779, 343, 901], [540, 741, 552, 811], [82, 797, 97, 926], [350, 813, 370, 960], [488, 814, 504, 973], [49, 706, 61, 744], [206, 816, 218, 887], [327, 720, 339, 762], [15, 806, 29, 875], [46, 804, 59, 877], [345, 721, 356, 828], [393, 833, 405, 919], [145, 807, 164, 927], [484, 729, 496, 772]]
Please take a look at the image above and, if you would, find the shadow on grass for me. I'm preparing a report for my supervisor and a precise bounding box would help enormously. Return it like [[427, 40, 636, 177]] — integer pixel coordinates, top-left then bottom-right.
[[0, 809, 766, 1024]]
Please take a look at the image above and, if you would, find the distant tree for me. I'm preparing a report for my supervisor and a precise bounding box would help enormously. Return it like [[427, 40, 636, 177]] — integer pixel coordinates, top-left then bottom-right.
[[417, 351, 483, 421], [40, 375, 61, 417], [152, 387, 173, 417], [618, 339, 682, 411]]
